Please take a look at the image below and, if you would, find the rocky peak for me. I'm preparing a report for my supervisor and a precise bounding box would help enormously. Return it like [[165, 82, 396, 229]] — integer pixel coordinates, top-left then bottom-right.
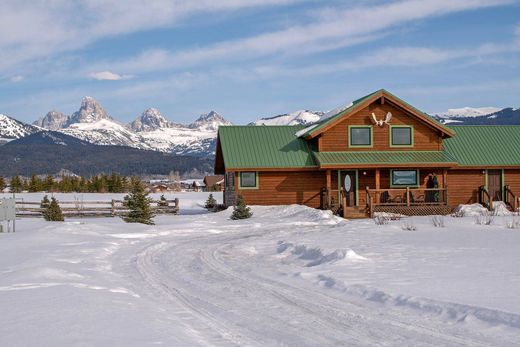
[[128, 108, 172, 132], [68, 96, 111, 125], [33, 110, 69, 130], [188, 111, 232, 131]]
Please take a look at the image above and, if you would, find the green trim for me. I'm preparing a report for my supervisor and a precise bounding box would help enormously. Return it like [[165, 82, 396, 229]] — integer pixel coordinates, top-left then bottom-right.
[[390, 169, 420, 188], [238, 171, 259, 190], [389, 125, 414, 148], [348, 125, 373, 148], [355, 170, 359, 206], [501, 169, 505, 201]]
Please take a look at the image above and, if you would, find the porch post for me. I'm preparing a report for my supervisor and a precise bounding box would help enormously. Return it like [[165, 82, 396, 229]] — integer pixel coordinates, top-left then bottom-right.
[[375, 169, 380, 204], [326, 170, 332, 207], [443, 169, 448, 205]]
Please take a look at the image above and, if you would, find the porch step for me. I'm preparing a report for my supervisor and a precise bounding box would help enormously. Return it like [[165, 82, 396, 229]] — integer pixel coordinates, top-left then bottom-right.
[[343, 206, 369, 219]]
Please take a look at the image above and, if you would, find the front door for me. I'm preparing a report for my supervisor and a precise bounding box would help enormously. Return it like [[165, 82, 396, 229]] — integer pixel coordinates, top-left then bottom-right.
[[487, 170, 502, 201], [340, 170, 357, 207]]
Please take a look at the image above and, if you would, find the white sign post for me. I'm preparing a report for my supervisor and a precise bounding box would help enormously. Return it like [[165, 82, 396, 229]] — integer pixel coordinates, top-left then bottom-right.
[[0, 198, 16, 233]]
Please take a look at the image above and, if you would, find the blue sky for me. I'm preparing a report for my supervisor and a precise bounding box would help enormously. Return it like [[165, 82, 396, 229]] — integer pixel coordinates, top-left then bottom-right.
[[1, 0, 519, 124]]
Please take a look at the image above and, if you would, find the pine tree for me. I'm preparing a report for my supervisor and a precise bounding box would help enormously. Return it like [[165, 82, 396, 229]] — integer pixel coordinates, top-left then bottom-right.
[[10, 175, 22, 193], [29, 174, 42, 192], [0, 176, 6, 191], [231, 194, 252, 220], [40, 195, 50, 209], [123, 178, 155, 225], [205, 193, 217, 210], [43, 175, 55, 192], [43, 197, 64, 222]]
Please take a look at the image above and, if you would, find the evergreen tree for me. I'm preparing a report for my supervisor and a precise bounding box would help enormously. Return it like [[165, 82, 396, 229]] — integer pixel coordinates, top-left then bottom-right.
[[0, 176, 6, 191], [43, 175, 55, 192], [43, 197, 64, 222], [22, 178, 30, 191], [123, 178, 155, 225], [10, 175, 22, 193], [29, 174, 42, 192], [205, 193, 217, 210], [40, 195, 50, 209], [231, 194, 252, 220]]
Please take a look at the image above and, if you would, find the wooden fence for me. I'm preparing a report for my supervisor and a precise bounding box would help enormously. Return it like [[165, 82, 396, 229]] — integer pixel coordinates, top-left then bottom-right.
[[15, 198, 179, 217]]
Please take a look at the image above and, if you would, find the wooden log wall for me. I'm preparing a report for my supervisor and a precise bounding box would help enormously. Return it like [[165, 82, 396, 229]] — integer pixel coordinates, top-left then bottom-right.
[[319, 100, 443, 152], [236, 171, 326, 208]]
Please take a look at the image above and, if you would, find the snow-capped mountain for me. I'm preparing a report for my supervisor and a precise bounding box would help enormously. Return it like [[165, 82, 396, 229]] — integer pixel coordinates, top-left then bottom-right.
[[432, 107, 520, 125], [128, 108, 174, 132], [188, 111, 232, 131], [250, 110, 324, 126], [31, 98, 232, 156], [33, 111, 69, 130], [0, 113, 39, 143], [67, 96, 112, 126]]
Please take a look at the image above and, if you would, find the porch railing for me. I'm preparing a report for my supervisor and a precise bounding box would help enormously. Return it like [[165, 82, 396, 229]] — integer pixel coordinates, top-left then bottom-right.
[[478, 185, 491, 209], [366, 187, 448, 215], [504, 185, 518, 211]]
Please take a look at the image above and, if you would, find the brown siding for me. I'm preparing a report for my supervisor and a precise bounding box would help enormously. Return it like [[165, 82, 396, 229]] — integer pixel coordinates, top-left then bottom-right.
[[236, 171, 326, 208], [447, 170, 485, 205], [320, 101, 443, 152], [505, 169, 520, 196]]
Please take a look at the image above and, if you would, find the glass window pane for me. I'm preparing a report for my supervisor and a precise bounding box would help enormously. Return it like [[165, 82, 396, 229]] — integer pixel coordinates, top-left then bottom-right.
[[392, 170, 417, 186], [392, 127, 412, 145], [240, 172, 256, 187], [350, 127, 371, 145]]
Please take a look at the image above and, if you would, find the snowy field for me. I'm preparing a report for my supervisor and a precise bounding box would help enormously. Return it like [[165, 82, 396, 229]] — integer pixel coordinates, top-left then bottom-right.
[[1, 192, 520, 346]]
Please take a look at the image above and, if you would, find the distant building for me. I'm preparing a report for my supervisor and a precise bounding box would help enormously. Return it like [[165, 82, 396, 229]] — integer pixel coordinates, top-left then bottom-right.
[[203, 175, 224, 192]]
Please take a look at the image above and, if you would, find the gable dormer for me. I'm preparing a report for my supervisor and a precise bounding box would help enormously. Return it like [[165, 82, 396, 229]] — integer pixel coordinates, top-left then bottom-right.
[[299, 89, 454, 152]]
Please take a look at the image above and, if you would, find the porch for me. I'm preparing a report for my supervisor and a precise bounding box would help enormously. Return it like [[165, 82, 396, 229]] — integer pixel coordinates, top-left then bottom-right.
[[320, 168, 453, 218]]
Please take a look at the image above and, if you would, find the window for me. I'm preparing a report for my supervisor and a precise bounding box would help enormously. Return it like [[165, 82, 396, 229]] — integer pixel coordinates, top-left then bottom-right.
[[349, 126, 372, 147], [391, 126, 413, 147], [391, 170, 418, 186], [239, 172, 258, 189]]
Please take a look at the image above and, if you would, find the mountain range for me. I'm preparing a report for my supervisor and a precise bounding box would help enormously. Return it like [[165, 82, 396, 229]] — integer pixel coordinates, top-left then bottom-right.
[[0, 98, 518, 176]]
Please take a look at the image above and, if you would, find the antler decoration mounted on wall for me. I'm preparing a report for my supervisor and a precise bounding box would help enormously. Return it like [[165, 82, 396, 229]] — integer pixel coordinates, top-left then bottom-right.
[[370, 112, 392, 127]]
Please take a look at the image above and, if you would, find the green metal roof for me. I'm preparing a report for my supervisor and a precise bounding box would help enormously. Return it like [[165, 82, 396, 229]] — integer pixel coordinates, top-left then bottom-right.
[[313, 151, 458, 167], [445, 126, 520, 166], [217, 125, 317, 169]]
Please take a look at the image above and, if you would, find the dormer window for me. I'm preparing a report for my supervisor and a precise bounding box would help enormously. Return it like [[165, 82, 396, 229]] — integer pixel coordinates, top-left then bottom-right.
[[390, 125, 413, 147], [349, 125, 373, 148]]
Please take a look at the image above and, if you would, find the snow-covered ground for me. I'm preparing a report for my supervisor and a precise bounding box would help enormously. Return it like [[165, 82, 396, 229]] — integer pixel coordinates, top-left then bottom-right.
[[1, 193, 520, 345]]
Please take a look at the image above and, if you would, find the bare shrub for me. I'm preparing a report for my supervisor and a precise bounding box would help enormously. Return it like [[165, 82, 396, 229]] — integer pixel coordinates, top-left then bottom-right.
[[401, 220, 417, 231], [374, 215, 389, 225], [505, 217, 520, 229], [474, 212, 494, 225], [431, 215, 445, 228]]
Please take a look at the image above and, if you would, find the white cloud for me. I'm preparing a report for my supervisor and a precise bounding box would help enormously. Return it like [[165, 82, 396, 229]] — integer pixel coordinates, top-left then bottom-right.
[[0, 0, 305, 74], [88, 71, 132, 81], [96, 0, 514, 74], [10, 75, 24, 82]]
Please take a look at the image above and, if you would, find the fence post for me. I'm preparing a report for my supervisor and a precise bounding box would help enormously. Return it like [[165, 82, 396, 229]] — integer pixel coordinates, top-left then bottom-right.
[[111, 199, 115, 216], [406, 187, 410, 207]]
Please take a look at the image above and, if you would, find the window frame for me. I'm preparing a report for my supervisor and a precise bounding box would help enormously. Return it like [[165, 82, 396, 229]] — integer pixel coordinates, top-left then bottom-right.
[[238, 171, 259, 189], [390, 169, 419, 187], [348, 125, 373, 148], [390, 125, 414, 148]]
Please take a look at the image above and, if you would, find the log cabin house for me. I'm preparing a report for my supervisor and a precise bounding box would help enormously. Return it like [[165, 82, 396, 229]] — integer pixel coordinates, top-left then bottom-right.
[[214, 89, 520, 218]]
